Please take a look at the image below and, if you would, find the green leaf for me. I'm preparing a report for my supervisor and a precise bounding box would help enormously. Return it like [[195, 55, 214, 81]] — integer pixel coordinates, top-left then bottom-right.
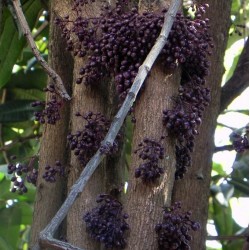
[[0, 100, 40, 123], [0, 177, 11, 200], [212, 197, 233, 236], [213, 163, 226, 176], [7, 68, 47, 90], [227, 178, 249, 196], [0, 236, 12, 250], [8, 88, 45, 101], [223, 109, 249, 116], [0, 165, 8, 177], [0, 0, 42, 89], [0, 225, 20, 250]]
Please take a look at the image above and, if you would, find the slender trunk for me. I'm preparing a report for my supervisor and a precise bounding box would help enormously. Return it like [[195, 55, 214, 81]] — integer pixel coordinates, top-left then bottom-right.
[[124, 2, 180, 249], [172, 1, 232, 249], [30, 1, 73, 247], [65, 1, 125, 248]]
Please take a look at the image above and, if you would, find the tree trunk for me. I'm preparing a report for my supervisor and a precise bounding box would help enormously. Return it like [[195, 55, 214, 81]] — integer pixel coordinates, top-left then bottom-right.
[[172, 1, 232, 250], [124, 2, 181, 249], [30, 1, 233, 250], [65, 2, 125, 249], [30, 1, 73, 247]]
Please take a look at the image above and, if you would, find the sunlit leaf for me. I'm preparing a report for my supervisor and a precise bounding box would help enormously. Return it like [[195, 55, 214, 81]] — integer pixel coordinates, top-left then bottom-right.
[[0, 0, 42, 89], [212, 197, 233, 236], [213, 163, 226, 176]]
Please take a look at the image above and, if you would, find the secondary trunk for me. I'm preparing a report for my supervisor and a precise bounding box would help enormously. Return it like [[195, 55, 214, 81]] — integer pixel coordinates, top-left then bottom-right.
[[172, 1, 232, 249], [65, 1, 125, 249], [124, 1, 181, 249], [30, 1, 73, 247]]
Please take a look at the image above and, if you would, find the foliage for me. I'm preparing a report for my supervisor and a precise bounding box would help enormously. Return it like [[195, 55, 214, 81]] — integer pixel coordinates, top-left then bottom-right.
[[0, 0, 248, 249]]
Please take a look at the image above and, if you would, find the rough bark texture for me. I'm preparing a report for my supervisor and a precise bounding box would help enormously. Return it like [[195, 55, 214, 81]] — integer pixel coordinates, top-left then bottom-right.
[[124, 1, 180, 246], [172, 1, 232, 250], [30, 1, 73, 248], [31, 1, 234, 250], [65, 2, 125, 249], [125, 65, 180, 250]]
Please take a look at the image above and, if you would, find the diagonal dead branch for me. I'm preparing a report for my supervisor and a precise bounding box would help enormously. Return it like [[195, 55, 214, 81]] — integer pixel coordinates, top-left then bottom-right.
[[34, 0, 182, 249], [11, 0, 71, 101], [220, 38, 249, 113]]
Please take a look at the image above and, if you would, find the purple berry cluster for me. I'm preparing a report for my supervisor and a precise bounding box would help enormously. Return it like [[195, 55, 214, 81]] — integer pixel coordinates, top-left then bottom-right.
[[231, 125, 249, 153], [155, 202, 200, 250], [55, 2, 212, 103], [7, 156, 38, 194], [134, 137, 165, 183], [163, 4, 212, 179], [32, 84, 62, 125], [67, 112, 120, 166], [83, 194, 129, 249], [42, 160, 66, 182]]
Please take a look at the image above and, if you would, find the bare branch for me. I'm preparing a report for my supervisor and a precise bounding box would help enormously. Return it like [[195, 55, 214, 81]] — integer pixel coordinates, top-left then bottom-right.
[[33, 20, 49, 40], [11, 0, 71, 101], [0, 133, 42, 152], [34, 0, 182, 249], [39, 237, 84, 250], [214, 144, 234, 153], [220, 38, 249, 113], [207, 235, 248, 241]]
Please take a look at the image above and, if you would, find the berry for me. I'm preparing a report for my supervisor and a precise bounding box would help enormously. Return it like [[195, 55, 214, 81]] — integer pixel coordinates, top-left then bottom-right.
[[42, 161, 66, 183], [83, 194, 129, 249], [67, 112, 121, 166], [32, 84, 63, 125], [7, 157, 38, 194], [231, 125, 249, 153], [155, 202, 200, 249], [134, 137, 165, 183]]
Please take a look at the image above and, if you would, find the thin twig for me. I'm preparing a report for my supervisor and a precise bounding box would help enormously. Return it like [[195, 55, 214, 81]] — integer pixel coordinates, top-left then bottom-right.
[[11, 0, 71, 101], [35, 0, 182, 249], [207, 235, 248, 241], [214, 144, 234, 153], [0, 133, 42, 152], [33, 20, 49, 40]]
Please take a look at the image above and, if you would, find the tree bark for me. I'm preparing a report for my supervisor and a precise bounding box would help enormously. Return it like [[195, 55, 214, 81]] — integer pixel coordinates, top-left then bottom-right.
[[124, 2, 181, 249], [65, 2, 125, 249], [30, 1, 73, 248], [172, 1, 232, 250]]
